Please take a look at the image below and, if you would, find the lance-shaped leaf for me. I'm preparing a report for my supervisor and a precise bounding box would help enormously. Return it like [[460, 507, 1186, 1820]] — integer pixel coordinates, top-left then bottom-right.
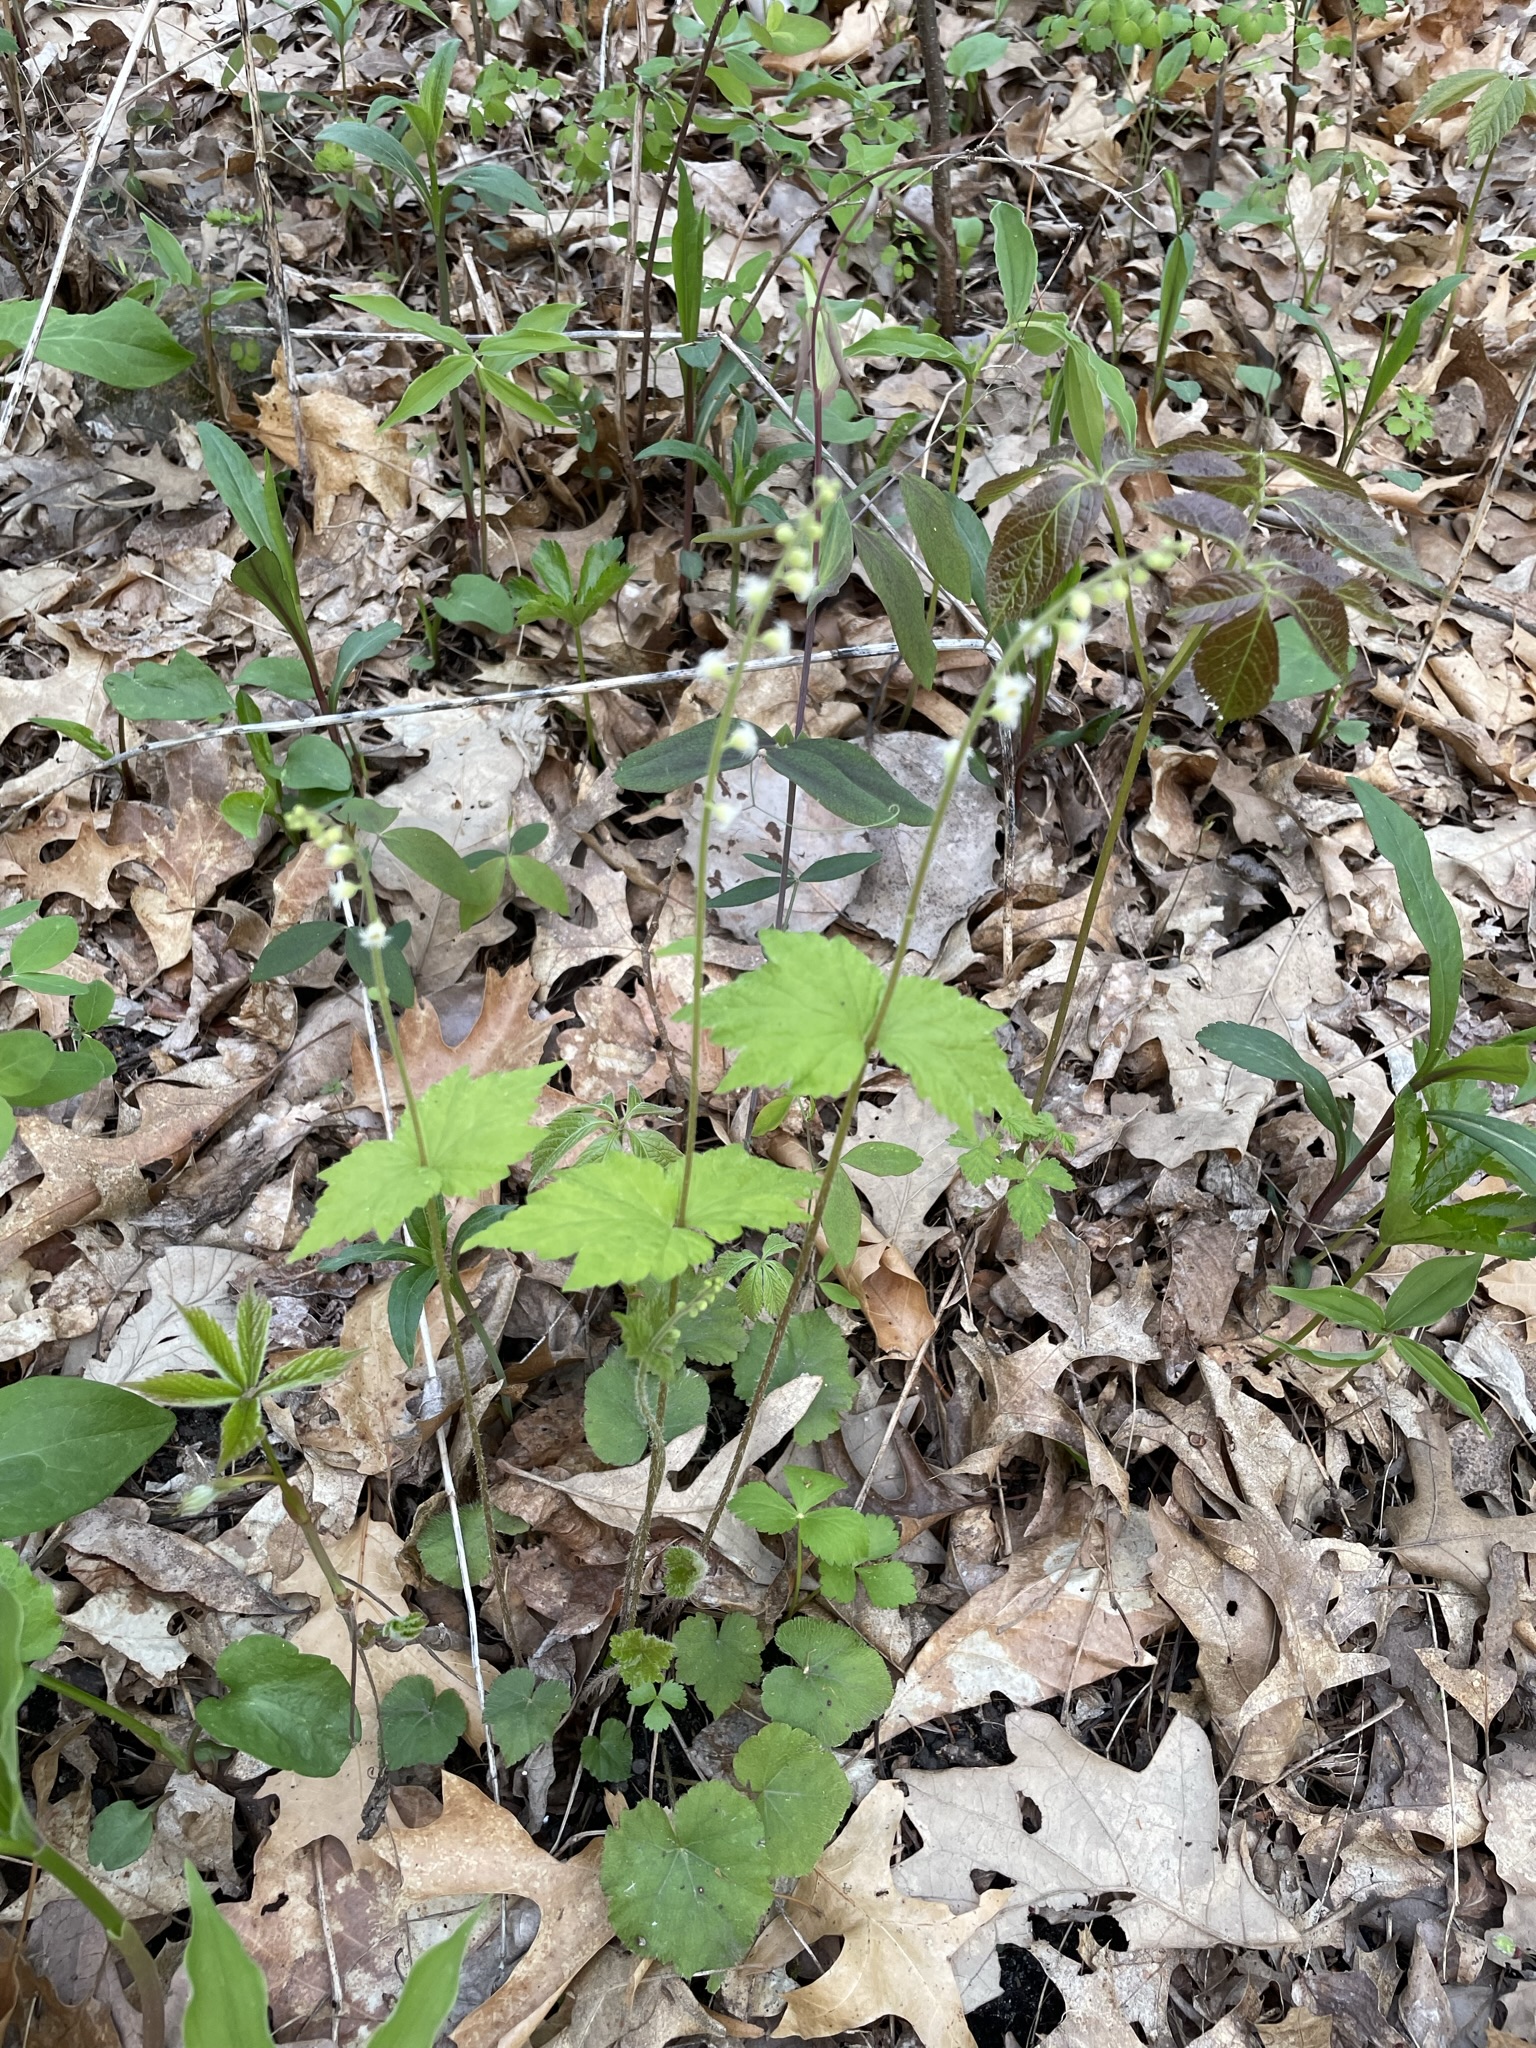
[[762, 735, 933, 828], [1348, 777, 1463, 1067], [1274, 486, 1435, 592], [614, 714, 769, 793], [1196, 1022, 1355, 1164], [854, 526, 934, 688]]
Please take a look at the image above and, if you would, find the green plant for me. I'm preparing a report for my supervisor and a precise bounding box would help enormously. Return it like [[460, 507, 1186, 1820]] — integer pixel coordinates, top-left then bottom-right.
[[0, 908, 117, 1151], [0, 295, 194, 391], [1411, 69, 1536, 315], [298, 0, 362, 95], [642, 406, 812, 617], [128, 212, 266, 414], [731, 1466, 917, 1608], [1281, 275, 1462, 463], [437, 537, 631, 721], [1200, 779, 1536, 1423]]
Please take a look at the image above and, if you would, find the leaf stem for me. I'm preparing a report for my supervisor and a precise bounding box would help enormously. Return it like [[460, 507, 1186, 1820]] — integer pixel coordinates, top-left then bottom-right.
[[33, 1673, 193, 1775], [32, 1842, 166, 2048]]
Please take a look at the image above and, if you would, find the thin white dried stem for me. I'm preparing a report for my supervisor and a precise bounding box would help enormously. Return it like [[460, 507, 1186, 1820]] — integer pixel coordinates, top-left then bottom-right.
[[4, 639, 986, 824], [0, 0, 164, 448], [234, 0, 307, 477]]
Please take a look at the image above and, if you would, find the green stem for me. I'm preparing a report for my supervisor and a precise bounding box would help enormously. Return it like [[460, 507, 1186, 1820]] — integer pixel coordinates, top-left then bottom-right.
[[260, 1433, 353, 1610], [33, 1673, 192, 1775], [425, 1198, 512, 1639], [619, 1377, 668, 1629], [701, 677, 997, 1547], [1030, 623, 1205, 1112], [32, 1843, 165, 2048]]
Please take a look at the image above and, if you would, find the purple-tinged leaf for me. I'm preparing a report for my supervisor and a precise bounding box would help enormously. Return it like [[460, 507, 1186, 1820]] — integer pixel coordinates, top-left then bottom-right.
[[985, 473, 1103, 623], [1275, 577, 1351, 677], [1149, 490, 1252, 546], [1172, 569, 1265, 626], [1194, 602, 1280, 724]]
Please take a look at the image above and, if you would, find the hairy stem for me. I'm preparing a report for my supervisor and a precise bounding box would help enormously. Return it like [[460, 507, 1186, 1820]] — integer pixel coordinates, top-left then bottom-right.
[[702, 683, 997, 1546], [1030, 623, 1205, 1111], [913, 0, 957, 336], [619, 1378, 668, 1628], [260, 1433, 353, 1610]]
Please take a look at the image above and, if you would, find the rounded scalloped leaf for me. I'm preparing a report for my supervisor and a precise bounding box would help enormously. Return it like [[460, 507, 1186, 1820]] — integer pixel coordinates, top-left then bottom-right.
[[483, 1668, 571, 1765], [196, 1634, 356, 1777], [600, 1783, 772, 1975], [761, 1617, 892, 1746], [379, 1675, 467, 1769], [734, 1721, 850, 1876]]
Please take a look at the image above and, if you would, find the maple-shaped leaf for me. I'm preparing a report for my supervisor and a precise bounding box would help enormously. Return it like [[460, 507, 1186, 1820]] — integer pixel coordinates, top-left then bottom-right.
[[293, 1065, 555, 1257], [601, 1783, 772, 1975], [735, 1721, 850, 1876], [743, 1780, 1012, 2048], [732, 1311, 855, 1443], [680, 1147, 817, 1238], [674, 1611, 763, 1716], [478, 1150, 710, 1287], [880, 974, 1023, 1127], [700, 929, 882, 1097], [484, 1668, 571, 1765]]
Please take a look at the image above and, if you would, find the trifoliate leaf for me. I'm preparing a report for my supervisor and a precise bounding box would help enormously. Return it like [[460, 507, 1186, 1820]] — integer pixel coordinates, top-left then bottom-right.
[[584, 1357, 708, 1466], [600, 1784, 773, 1975], [782, 1465, 847, 1514], [89, 1799, 155, 1871], [681, 1149, 817, 1240], [293, 1066, 555, 1256], [857, 1559, 918, 1608], [801, 1506, 887, 1568], [699, 930, 882, 1098], [379, 1674, 467, 1768], [880, 974, 1023, 1128], [761, 1617, 892, 1746], [483, 1669, 571, 1764], [734, 1722, 850, 1876], [1006, 1155, 1075, 1239], [581, 1717, 634, 1783], [196, 1634, 357, 1776], [732, 1311, 854, 1442], [0, 1543, 61, 1664], [476, 1150, 711, 1287], [674, 1612, 763, 1717], [610, 1629, 673, 1687], [727, 1482, 801, 1536]]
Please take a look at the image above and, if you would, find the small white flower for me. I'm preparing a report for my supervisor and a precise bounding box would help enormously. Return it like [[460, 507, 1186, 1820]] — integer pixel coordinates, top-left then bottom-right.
[[784, 568, 815, 601], [1068, 589, 1093, 621], [762, 621, 791, 657], [324, 843, 350, 870], [740, 575, 772, 609], [712, 798, 740, 828], [698, 649, 731, 686], [941, 737, 964, 772], [358, 919, 389, 950], [728, 722, 759, 755], [179, 1484, 219, 1514], [329, 876, 359, 906], [992, 670, 1029, 730]]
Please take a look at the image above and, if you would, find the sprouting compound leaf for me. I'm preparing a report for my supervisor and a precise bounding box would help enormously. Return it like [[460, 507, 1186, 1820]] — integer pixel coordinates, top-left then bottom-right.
[[1382, 1254, 1482, 1331], [761, 1617, 892, 1746], [435, 573, 521, 635], [1349, 778, 1463, 1069], [0, 1379, 174, 1538], [581, 1718, 635, 1783], [89, 1799, 156, 1872], [1193, 602, 1279, 725], [1465, 72, 1529, 161], [674, 1611, 765, 1716], [196, 1634, 357, 1777], [484, 1669, 571, 1765], [584, 1355, 709, 1467], [251, 920, 341, 983], [854, 524, 936, 690], [601, 1783, 773, 1975], [728, 1481, 802, 1537], [762, 735, 934, 828], [986, 473, 1102, 625], [700, 929, 881, 1099], [735, 1721, 850, 1877], [662, 1545, 707, 1599], [614, 713, 769, 793], [184, 1865, 276, 2048], [1195, 1021, 1355, 1164], [380, 1674, 468, 1768], [1392, 1333, 1485, 1428], [293, 1065, 557, 1257], [0, 1543, 61, 1665], [731, 1309, 855, 1443], [366, 1911, 481, 2048], [415, 1503, 526, 1586]]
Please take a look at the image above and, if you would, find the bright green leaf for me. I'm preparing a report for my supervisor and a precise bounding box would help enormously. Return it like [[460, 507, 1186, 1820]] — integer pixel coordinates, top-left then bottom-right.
[[761, 1617, 891, 1746], [674, 1611, 764, 1717], [0, 1380, 173, 1539], [601, 1784, 772, 1975], [483, 1668, 570, 1765], [89, 1800, 156, 1871], [735, 1721, 849, 1876], [184, 1865, 276, 2048], [196, 1634, 356, 1776], [380, 1674, 467, 1768]]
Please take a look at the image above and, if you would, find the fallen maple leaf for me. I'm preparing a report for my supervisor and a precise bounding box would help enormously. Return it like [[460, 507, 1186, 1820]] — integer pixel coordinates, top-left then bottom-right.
[[744, 1780, 1012, 2048], [393, 1772, 612, 2048], [352, 961, 568, 1109], [898, 1708, 1299, 1949]]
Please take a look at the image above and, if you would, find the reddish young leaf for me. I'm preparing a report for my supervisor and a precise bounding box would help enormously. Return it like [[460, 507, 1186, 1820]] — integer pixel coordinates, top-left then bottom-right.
[[1276, 576, 1351, 677], [985, 473, 1103, 623], [1194, 602, 1280, 724]]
